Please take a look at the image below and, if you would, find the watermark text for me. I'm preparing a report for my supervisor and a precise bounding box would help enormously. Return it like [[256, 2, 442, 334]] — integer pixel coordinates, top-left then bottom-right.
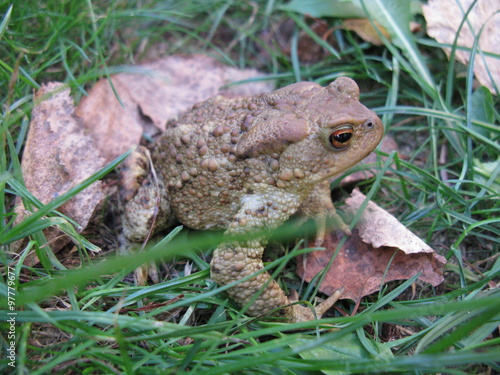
[[6, 266, 17, 368]]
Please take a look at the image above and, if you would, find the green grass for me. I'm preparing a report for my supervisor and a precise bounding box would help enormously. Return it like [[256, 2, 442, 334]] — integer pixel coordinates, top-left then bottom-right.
[[1, 0, 499, 374]]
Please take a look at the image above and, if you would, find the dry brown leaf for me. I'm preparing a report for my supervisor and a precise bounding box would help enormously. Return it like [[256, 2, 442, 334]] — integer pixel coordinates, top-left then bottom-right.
[[342, 19, 391, 46], [297, 189, 446, 304], [77, 54, 274, 162], [14, 83, 105, 261], [423, 0, 500, 94], [344, 189, 438, 254]]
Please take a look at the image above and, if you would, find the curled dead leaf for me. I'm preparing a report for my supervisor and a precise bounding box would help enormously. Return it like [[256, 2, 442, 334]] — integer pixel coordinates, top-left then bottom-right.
[[13, 82, 105, 261], [297, 189, 446, 305], [342, 19, 391, 46], [422, 0, 500, 94], [344, 189, 436, 254]]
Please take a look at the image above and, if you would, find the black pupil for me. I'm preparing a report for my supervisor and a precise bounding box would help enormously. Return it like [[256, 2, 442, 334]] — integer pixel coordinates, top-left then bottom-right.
[[333, 132, 352, 144]]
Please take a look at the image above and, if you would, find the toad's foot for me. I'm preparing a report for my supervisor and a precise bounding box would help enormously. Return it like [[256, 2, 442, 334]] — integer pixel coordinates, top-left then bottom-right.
[[119, 146, 176, 285], [288, 288, 343, 322]]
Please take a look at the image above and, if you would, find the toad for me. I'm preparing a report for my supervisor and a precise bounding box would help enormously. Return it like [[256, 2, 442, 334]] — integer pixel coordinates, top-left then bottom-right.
[[121, 77, 384, 322]]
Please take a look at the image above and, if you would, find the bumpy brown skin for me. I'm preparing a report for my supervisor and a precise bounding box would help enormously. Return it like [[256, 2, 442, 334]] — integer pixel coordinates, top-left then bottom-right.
[[122, 77, 384, 322]]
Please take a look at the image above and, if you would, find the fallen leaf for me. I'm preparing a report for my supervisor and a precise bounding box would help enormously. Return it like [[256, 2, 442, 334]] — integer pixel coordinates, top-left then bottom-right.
[[282, 0, 418, 52], [14, 83, 105, 262], [342, 19, 390, 46], [76, 54, 274, 162], [341, 19, 421, 47], [297, 189, 446, 304], [344, 189, 438, 254], [422, 0, 500, 94]]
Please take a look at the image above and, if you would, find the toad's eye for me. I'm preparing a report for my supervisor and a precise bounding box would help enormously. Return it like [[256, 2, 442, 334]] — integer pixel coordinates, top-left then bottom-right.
[[329, 126, 353, 149]]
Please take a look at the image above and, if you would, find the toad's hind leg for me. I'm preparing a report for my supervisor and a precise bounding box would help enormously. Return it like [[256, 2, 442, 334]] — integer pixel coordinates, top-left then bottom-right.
[[120, 146, 176, 284], [211, 240, 289, 317]]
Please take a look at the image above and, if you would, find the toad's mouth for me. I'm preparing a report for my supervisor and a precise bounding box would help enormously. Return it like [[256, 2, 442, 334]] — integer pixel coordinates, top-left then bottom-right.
[[309, 153, 374, 185]]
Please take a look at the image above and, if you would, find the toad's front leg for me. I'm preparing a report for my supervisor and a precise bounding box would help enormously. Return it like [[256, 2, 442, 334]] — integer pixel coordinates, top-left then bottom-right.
[[297, 180, 351, 245], [210, 191, 341, 322]]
